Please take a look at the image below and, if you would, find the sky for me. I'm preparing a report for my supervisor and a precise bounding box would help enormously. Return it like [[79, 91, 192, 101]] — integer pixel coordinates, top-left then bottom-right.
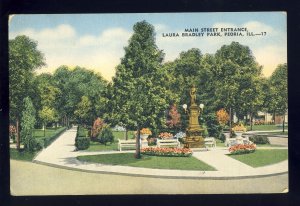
[[9, 12, 287, 81]]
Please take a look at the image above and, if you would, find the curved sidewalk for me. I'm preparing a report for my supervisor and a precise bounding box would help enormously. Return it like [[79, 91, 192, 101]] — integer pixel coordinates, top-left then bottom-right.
[[33, 126, 288, 179]]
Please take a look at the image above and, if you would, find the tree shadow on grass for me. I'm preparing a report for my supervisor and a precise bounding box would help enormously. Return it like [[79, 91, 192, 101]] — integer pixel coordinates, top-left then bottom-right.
[[76, 153, 152, 165]]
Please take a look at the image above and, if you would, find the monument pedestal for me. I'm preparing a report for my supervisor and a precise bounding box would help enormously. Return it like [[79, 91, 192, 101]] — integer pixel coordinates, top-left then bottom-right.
[[183, 136, 205, 148], [183, 85, 205, 148]]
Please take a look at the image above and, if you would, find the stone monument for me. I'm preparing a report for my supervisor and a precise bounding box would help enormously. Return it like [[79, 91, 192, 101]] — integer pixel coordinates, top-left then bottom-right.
[[182, 85, 205, 148]]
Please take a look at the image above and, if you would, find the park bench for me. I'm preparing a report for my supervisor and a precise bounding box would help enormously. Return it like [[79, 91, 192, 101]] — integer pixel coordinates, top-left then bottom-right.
[[225, 135, 252, 147], [118, 139, 136, 151], [156, 139, 180, 148], [204, 137, 216, 148]]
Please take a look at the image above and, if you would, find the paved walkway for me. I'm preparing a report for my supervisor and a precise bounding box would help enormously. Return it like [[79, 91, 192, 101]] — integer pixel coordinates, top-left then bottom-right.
[[33, 126, 288, 179], [10, 160, 288, 195]]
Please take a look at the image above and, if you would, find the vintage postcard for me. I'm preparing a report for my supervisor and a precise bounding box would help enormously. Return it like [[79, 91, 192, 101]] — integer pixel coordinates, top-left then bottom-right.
[[9, 12, 287, 195]]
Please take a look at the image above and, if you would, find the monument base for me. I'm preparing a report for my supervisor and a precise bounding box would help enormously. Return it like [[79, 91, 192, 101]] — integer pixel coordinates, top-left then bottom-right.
[[183, 136, 205, 148]]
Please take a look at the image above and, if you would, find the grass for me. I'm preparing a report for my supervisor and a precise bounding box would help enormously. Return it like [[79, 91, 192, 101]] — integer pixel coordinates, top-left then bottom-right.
[[112, 131, 135, 139], [87, 141, 118, 151], [10, 148, 37, 161], [33, 127, 63, 138], [228, 149, 288, 167], [77, 153, 216, 171], [255, 144, 286, 147], [246, 124, 288, 131]]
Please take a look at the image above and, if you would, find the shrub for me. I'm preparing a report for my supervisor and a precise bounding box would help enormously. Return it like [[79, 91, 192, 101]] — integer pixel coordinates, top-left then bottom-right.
[[75, 137, 90, 150], [98, 127, 114, 145], [141, 147, 192, 157], [202, 125, 209, 137], [42, 127, 67, 148], [91, 117, 105, 140], [77, 126, 88, 137], [249, 135, 270, 144], [75, 126, 90, 150], [219, 133, 226, 142], [25, 137, 44, 152], [216, 108, 229, 126], [147, 137, 157, 146], [204, 113, 222, 139]]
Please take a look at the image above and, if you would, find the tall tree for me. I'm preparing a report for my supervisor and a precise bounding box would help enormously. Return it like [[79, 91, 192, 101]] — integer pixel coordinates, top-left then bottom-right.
[[110, 21, 172, 158], [268, 63, 288, 132], [212, 42, 263, 126], [20, 97, 36, 151], [74, 96, 93, 127], [53, 66, 107, 127], [9, 35, 45, 149], [33, 73, 61, 129], [39, 106, 57, 136]]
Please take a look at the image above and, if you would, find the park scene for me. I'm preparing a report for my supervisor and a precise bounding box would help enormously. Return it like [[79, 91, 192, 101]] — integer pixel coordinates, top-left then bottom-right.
[[9, 13, 287, 195]]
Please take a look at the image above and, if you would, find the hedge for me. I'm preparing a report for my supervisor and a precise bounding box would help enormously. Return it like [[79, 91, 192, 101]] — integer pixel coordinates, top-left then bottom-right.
[[75, 126, 90, 150], [249, 135, 270, 144], [42, 127, 67, 148]]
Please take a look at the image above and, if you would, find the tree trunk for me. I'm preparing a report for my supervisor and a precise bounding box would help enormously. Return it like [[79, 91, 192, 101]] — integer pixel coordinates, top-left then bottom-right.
[[125, 129, 128, 140], [250, 113, 253, 131], [135, 126, 141, 159], [44, 123, 46, 137], [229, 107, 232, 137], [16, 118, 20, 150]]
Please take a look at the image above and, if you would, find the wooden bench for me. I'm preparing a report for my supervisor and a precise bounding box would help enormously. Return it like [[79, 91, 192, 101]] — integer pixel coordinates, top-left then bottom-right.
[[156, 139, 180, 148], [204, 137, 216, 148], [118, 139, 136, 151], [225, 136, 253, 147]]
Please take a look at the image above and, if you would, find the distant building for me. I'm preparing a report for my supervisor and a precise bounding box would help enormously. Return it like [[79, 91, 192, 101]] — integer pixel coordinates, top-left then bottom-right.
[[255, 111, 288, 125]]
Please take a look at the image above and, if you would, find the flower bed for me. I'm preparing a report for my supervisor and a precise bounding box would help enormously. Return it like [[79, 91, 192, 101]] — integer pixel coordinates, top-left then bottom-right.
[[140, 128, 152, 135], [229, 143, 256, 155], [158, 132, 173, 139], [232, 123, 247, 132], [141, 147, 192, 157]]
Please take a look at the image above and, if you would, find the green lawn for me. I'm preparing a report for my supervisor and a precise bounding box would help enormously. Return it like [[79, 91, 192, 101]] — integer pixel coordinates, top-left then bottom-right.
[[246, 124, 288, 131], [228, 149, 288, 167], [87, 141, 118, 151], [77, 153, 216, 171], [10, 148, 37, 161], [33, 127, 62, 138], [112, 131, 135, 139], [255, 144, 286, 147]]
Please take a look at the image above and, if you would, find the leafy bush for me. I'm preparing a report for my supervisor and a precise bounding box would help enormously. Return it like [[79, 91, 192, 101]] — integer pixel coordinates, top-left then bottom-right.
[[75, 126, 90, 150], [77, 126, 88, 137], [219, 133, 226, 142], [25, 137, 43, 152], [91, 117, 105, 140], [147, 137, 157, 146], [249, 135, 270, 144], [75, 137, 90, 150], [202, 124, 209, 137], [98, 127, 114, 145], [204, 113, 222, 139]]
